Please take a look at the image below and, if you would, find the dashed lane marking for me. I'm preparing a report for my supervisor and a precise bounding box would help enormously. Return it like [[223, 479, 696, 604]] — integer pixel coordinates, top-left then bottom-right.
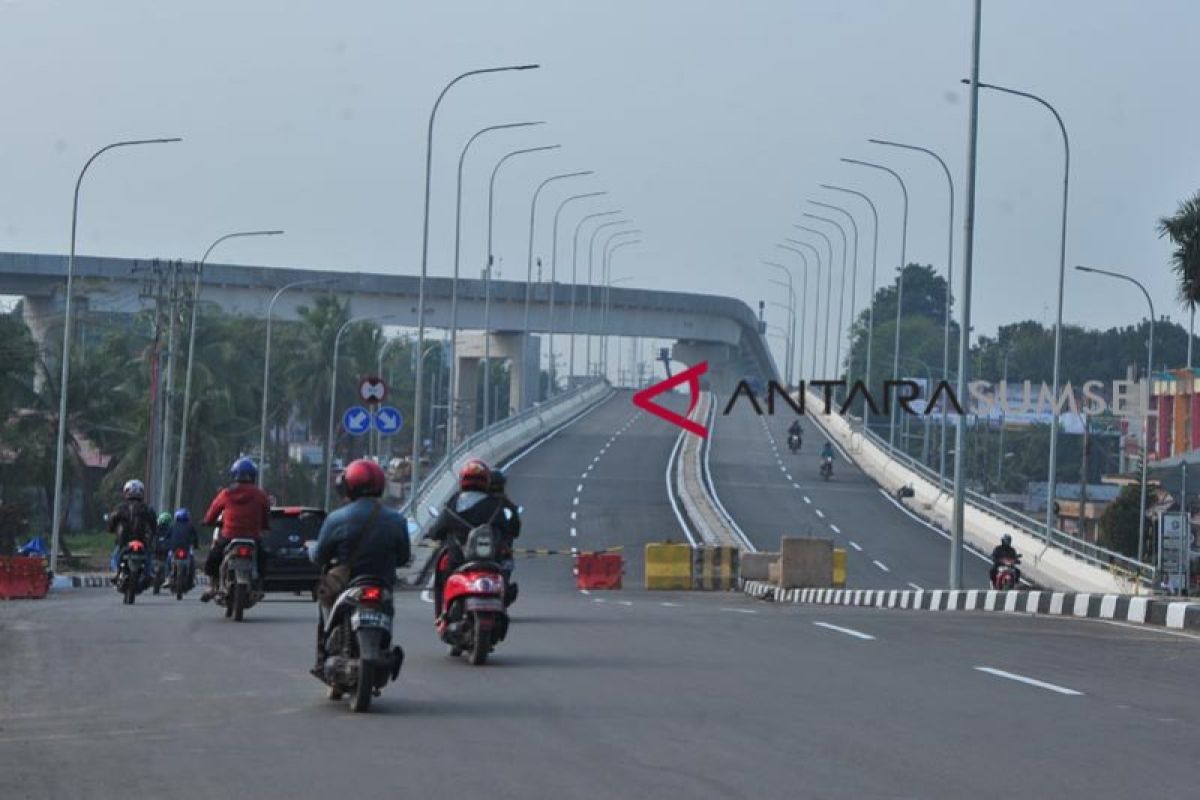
[[873, 560, 890, 572], [849, 541, 862, 551], [720, 607, 757, 615], [907, 582, 923, 591], [803, 496, 811, 504], [814, 509, 825, 519], [813, 621, 875, 641], [829, 524, 840, 534], [974, 667, 1083, 696]]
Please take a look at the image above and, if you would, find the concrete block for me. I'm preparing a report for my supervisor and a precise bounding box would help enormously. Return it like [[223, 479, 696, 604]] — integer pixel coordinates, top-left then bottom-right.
[[739, 552, 779, 582], [768, 561, 781, 585], [778, 536, 834, 589]]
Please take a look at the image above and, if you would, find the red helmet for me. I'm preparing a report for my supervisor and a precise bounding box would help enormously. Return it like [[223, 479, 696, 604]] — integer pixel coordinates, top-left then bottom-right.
[[459, 458, 491, 492], [337, 459, 387, 500]]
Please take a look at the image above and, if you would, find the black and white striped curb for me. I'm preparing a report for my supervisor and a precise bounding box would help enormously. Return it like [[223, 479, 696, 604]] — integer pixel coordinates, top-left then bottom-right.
[[742, 580, 1200, 632], [57, 573, 210, 589]]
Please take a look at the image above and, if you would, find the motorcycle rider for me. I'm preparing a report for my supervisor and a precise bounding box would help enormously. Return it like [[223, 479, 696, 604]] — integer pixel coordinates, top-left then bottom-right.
[[106, 479, 157, 582], [787, 420, 803, 449], [165, 508, 200, 589], [153, 512, 172, 586], [308, 458, 410, 679], [200, 458, 271, 602], [427, 459, 516, 620], [819, 441, 835, 472], [989, 534, 1021, 587]]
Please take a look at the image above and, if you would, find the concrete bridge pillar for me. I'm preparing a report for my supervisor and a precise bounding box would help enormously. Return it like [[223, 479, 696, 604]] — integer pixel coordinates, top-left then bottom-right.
[[452, 332, 541, 440]]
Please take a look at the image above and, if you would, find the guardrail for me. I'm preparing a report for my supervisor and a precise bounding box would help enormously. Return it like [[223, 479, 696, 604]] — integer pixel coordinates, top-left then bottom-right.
[[402, 379, 613, 538], [855, 422, 1149, 576]]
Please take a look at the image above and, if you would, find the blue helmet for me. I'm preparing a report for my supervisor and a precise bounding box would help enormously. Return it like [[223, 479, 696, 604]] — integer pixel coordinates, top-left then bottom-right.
[[229, 457, 258, 483], [174, 508, 190, 523]]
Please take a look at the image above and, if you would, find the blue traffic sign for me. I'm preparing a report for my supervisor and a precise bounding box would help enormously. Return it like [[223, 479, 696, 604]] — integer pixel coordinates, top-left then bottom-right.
[[342, 406, 371, 436], [373, 406, 403, 435]]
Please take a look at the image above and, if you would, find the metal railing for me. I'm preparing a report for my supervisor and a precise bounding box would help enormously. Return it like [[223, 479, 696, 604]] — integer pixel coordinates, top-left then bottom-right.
[[855, 422, 1149, 576]]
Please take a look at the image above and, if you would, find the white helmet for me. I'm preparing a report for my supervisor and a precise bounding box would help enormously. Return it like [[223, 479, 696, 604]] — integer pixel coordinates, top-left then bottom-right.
[[122, 479, 145, 500]]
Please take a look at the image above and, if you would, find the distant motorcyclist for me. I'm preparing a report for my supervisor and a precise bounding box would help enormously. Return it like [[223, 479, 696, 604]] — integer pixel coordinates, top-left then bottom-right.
[[989, 534, 1021, 586], [165, 508, 200, 588], [200, 458, 271, 602], [106, 479, 157, 580], [426, 459, 516, 620], [787, 420, 803, 450], [820, 441, 834, 461], [153, 511, 172, 585], [308, 458, 411, 679]]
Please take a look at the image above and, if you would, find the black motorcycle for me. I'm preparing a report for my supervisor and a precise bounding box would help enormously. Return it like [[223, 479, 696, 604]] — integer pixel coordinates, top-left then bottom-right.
[[115, 541, 151, 605], [787, 432, 802, 453], [319, 578, 404, 713], [819, 456, 833, 481], [168, 547, 195, 600]]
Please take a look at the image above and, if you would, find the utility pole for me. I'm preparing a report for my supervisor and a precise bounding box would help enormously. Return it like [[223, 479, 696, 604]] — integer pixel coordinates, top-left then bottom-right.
[[1080, 413, 1090, 539], [137, 260, 168, 510], [158, 261, 181, 513]]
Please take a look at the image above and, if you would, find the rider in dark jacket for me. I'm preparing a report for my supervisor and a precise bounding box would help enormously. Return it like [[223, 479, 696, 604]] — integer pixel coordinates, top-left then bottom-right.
[[427, 459, 517, 619], [309, 459, 410, 677], [106, 479, 157, 577], [989, 534, 1021, 585]]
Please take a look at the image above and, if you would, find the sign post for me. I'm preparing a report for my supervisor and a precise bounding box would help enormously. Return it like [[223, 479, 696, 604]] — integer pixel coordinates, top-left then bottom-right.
[[1159, 511, 1187, 593]]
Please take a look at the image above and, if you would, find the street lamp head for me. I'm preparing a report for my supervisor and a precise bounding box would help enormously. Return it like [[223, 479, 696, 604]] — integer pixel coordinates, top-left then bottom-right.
[[1074, 265, 1096, 273], [156, 138, 184, 144], [514, 64, 540, 70]]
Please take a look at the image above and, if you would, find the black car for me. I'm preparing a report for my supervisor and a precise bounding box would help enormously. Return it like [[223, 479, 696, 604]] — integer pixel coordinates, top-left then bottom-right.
[[262, 506, 326, 595]]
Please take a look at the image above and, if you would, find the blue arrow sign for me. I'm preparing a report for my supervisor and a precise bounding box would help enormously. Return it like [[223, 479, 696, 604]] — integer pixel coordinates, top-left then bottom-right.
[[342, 405, 371, 436], [373, 406, 403, 435]]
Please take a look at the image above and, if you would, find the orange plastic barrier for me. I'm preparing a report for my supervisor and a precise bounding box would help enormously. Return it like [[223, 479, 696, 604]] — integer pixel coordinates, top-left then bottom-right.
[[0, 556, 50, 600], [574, 552, 623, 590]]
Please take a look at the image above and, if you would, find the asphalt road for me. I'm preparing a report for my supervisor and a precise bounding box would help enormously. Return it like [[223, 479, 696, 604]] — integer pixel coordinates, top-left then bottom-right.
[[4, 390, 1197, 799], [708, 398, 992, 590]]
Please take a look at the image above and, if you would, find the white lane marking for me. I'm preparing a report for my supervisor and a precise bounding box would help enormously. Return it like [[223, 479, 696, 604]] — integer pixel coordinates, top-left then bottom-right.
[[570, 511, 577, 520], [784, 473, 792, 481], [593, 598, 607, 604], [721, 607, 757, 615], [779, 466, 787, 473], [907, 582, 923, 591], [586, 465, 593, 473], [593, 456, 599, 464], [849, 541, 863, 551], [579, 588, 590, 595], [573, 497, 579, 505], [792, 482, 800, 489], [420, 590, 433, 604], [617, 600, 633, 607], [813, 621, 875, 641], [974, 666, 1083, 696], [803, 496, 812, 504], [829, 524, 840, 534], [814, 509, 825, 519], [580, 472, 588, 479], [576, 483, 583, 493], [660, 602, 682, 607], [872, 560, 890, 572], [570, 528, 577, 537]]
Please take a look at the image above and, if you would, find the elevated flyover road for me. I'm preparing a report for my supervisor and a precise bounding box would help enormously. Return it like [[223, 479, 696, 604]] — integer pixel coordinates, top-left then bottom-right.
[[706, 402, 991, 590], [4, 574, 1199, 798]]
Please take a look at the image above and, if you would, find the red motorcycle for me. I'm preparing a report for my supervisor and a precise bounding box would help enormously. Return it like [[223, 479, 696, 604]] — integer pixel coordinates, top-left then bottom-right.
[[435, 524, 509, 665], [992, 556, 1021, 590]]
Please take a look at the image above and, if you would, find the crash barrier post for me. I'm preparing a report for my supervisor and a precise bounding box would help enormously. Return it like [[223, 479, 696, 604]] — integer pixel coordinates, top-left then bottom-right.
[[691, 546, 738, 590], [778, 536, 834, 589], [574, 552, 623, 590], [644, 543, 693, 590], [0, 556, 51, 600], [832, 548, 846, 588]]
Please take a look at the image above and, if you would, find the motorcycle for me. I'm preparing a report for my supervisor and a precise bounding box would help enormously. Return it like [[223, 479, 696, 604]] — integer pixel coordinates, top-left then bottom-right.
[[819, 455, 833, 481], [319, 577, 404, 713], [787, 432, 802, 453], [214, 538, 262, 621], [168, 547, 194, 600], [430, 509, 509, 665], [992, 556, 1021, 590], [115, 540, 150, 605]]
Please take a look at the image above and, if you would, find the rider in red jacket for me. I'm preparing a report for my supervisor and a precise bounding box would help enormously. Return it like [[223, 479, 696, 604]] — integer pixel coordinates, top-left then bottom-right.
[[200, 458, 272, 601]]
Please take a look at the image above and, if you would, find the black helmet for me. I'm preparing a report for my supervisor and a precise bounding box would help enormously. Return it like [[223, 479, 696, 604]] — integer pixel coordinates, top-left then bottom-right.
[[1001, 534, 1012, 547]]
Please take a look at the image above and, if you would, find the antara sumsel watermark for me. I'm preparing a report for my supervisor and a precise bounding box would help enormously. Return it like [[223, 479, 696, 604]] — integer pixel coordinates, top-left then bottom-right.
[[723, 379, 1154, 419]]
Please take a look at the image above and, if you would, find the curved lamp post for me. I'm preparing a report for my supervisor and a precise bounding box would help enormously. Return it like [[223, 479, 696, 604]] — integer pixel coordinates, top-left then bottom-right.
[[568, 210, 622, 380], [763, 262, 797, 385], [765, 259, 807, 383], [780, 240, 822, 380], [599, 233, 641, 375], [585, 220, 634, 375], [548, 192, 607, 394], [803, 213, 850, 387], [793, 225, 836, 377]]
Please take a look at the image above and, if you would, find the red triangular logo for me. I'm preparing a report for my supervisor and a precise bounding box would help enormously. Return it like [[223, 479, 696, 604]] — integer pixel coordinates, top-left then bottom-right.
[[632, 361, 709, 438]]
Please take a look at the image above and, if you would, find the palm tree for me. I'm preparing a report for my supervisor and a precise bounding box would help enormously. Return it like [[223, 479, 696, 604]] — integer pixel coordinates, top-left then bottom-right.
[[1159, 190, 1200, 306]]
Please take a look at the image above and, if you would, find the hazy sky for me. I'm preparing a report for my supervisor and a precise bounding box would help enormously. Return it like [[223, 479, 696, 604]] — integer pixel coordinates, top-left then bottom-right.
[[2, 0, 1197, 369]]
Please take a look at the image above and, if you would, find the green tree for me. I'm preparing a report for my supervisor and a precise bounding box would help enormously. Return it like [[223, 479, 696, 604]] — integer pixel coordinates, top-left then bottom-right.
[[1159, 190, 1200, 306], [1098, 482, 1153, 559]]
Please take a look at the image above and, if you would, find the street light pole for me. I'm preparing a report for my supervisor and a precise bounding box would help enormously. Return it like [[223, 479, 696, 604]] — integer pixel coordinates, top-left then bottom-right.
[[803, 213, 850, 386], [766, 259, 807, 383], [599, 232, 641, 375], [255, 275, 334, 493], [448, 120, 544, 445], [793, 225, 836, 377], [585, 220, 634, 376], [602, 241, 641, 378], [523, 171, 593, 401], [821, 185, 880, 428], [548, 192, 607, 395], [868, 139, 956, 485], [967, 79, 1071, 550], [763, 262, 796, 385], [951, 0, 984, 589], [483, 144, 561, 426], [841, 159, 909, 453], [49, 136, 182, 576], [412, 64, 539, 503], [325, 315, 395, 510], [1076, 266, 1155, 577], [569, 210, 621, 381], [809, 201, 860, 387], [781, 240, 822, 380]]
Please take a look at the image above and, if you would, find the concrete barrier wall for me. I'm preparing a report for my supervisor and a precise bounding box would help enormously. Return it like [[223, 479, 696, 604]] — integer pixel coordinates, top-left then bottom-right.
[[803, 391, 1129, 593], [778, 536, 834, 589], [739, 552, 779, 582]]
